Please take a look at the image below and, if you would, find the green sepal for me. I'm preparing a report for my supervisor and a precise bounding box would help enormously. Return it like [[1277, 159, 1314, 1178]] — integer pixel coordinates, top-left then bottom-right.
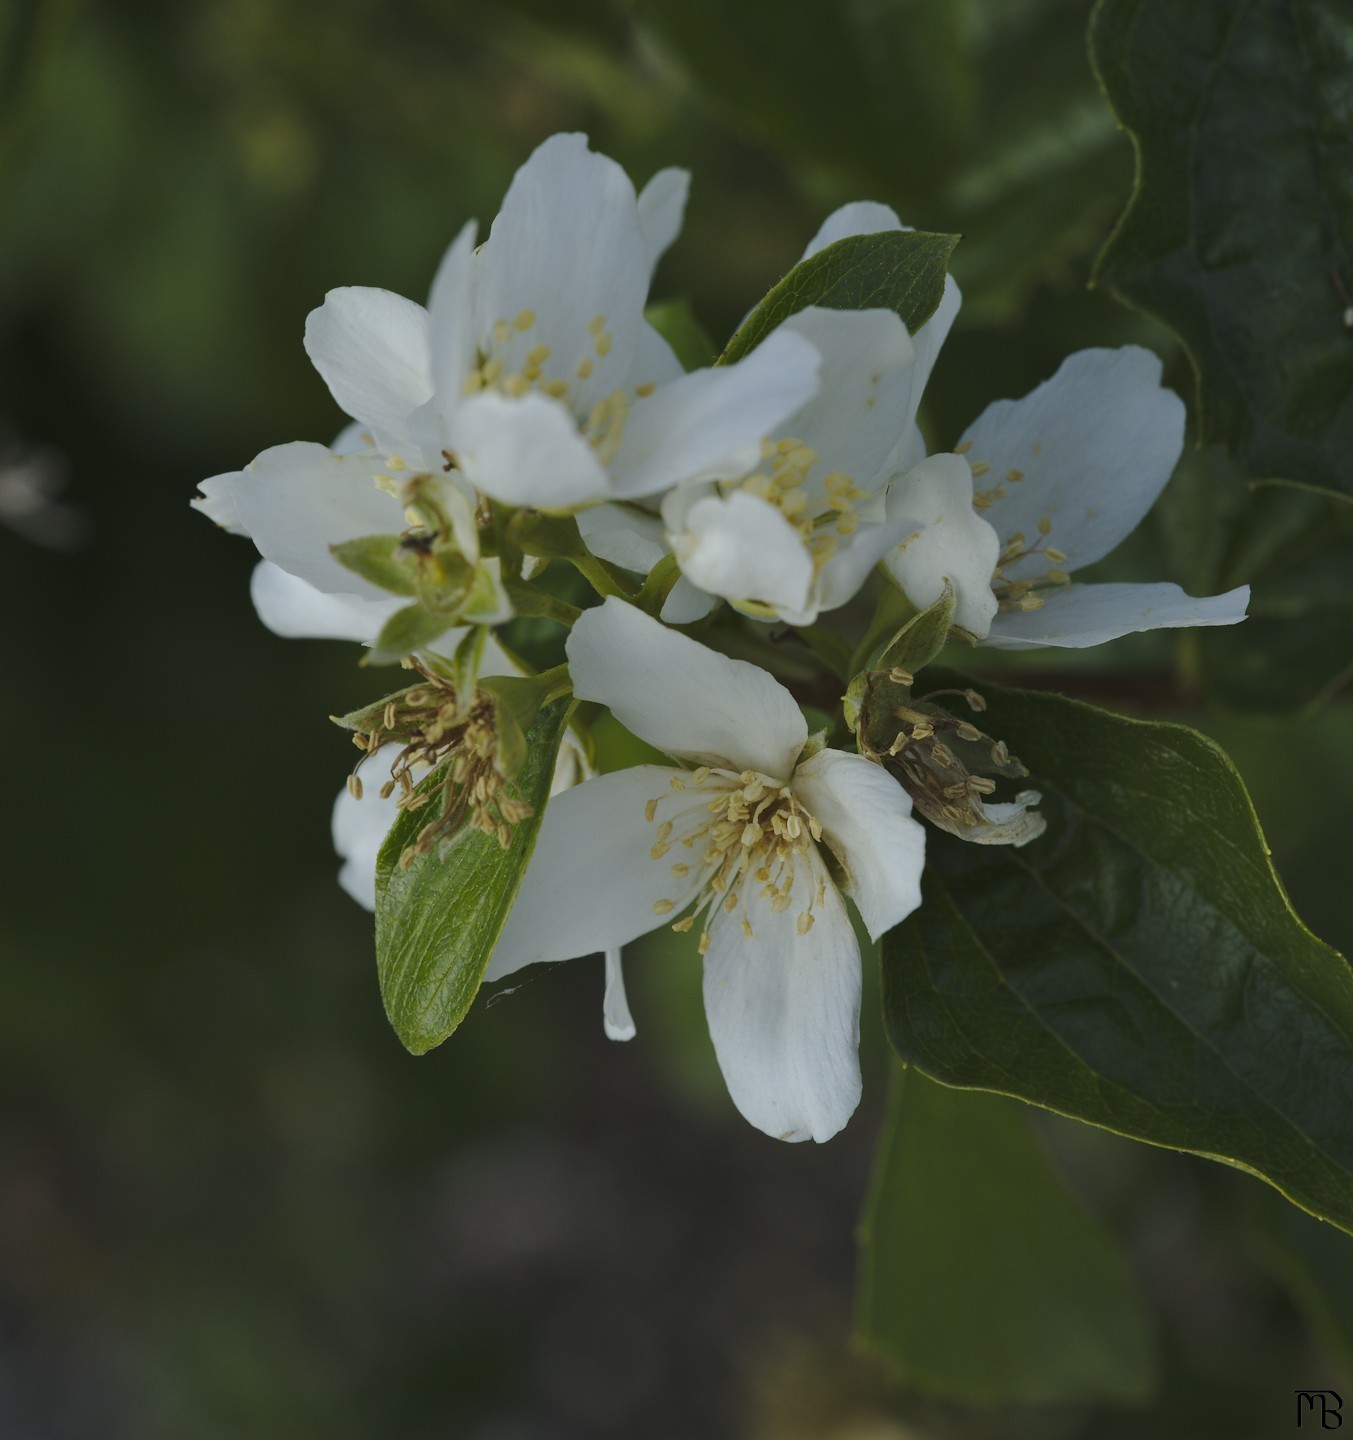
[[330, 534, 419, 597], [858, 1066, 1156, 1404], [375, 697, 573, 1055], [479, 666, 573, 780], [845, 584, 954, 735], [366, 604, 455, 666], [332, 684, 422, 743], [721, 229, 959, 366], [881, 670, 1353, 1235]]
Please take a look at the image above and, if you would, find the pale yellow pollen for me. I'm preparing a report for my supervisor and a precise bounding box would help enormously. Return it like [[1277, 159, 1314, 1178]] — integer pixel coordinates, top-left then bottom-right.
[[741, 919, 754, 939], [588, 313, 606, 335], [652, 899, 676, 916], [635, 382, 657, 397], [576, 356, 594, 380], [797, 912, 814, 935], [492, 320, 511, 346], [1044, 546, 1068, 564], [502, 374, 530, 398], [1019, 594, 1045, 611], [1038, 515, 1053, 535], [644, 797, 659, 822], [513, 308, 536, 331], [594, 331, 613, 357], [347, 773, 363, 800], [544, 379, 569, 398], [386, 455, 407, 472], [670, 776, 687, 791], [954, 440, 974, 454], [672, 915, 695, 933], [670, 863, 690, 878], [1007, 468, 1024, 482], [650, 840, 671, 860], [1047, 568, 1071, 585], [970, 460, 991, 478]]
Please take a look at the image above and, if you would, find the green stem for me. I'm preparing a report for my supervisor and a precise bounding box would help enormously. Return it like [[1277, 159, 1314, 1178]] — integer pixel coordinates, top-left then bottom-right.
[[635, 554, 681, 617], [569, 549, 637, 602]]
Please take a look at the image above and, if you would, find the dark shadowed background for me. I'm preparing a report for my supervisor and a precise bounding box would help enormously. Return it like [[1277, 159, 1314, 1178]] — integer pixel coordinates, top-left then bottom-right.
[[2, 1, 1351, 1435]]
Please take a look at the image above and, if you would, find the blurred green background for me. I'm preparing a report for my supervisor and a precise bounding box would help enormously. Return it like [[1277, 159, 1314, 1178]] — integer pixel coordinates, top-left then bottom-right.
[[2, 0, 1351, 1435]]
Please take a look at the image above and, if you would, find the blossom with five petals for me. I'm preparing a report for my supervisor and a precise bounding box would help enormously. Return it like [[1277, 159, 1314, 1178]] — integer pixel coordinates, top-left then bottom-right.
[[485, 598, 927, 1143], [885, 347, 1251, 646]]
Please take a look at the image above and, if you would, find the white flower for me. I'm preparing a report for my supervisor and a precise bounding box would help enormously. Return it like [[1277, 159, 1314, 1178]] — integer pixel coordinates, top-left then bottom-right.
[[627, 200, 964, 626], [885, 347, 1251, 646], [484, 598, 926, 1143], [333, 731, 636, 1044]]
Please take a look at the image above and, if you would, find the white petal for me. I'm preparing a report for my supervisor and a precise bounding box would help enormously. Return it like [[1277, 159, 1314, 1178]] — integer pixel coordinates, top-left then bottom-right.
[[630, 320, 686, 388], [250, 560, 402, 640], [800, 201, 905, 260], [477, 133, 647, 412], [331, 420, 372, 455], [660, 576, 718, 624], [453, 390, 610, 508], [884, 452, 1001, 637], [575, 501, 666, 573], [982, 581, 1251, 650], [566, 598, 807, 778], [193, 472, 245, 533], [774, 306, 917, 488], [609, 328, 822, 499], [961, 346, 1185, 579], [799, 201, 959, 425], [668, 490, 814, 618], [702, 852, 862, 1143], [637, 167, 690, 278], [426, 220, 480, 397], [603, 950, 636, 1041], [813, 509, 927, 617], [331, 742, 404, 911], [230, 441, 408, 596], [304, 288, 432, 441], [486, 766, 709, 977], [790, 750, 925, 940]]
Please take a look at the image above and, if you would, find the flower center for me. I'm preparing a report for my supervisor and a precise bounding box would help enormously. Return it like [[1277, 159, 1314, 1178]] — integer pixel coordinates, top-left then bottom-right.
[[644, 768, 826, 953], [725, 437, 870, 577], [954, 441, 1072, 613]]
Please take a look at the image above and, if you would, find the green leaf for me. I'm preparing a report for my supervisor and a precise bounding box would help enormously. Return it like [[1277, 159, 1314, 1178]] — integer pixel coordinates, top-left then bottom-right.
[[721, 230, 960, 366], [330, 534, 417, 597], [1090, 0, 1353, 500], [858, 1066, 1155, 1404], [643, 298, 715, 371], [366, 603, 454, 666], [881, 672, 1353, 1234], [374, 697, 571, 1055]]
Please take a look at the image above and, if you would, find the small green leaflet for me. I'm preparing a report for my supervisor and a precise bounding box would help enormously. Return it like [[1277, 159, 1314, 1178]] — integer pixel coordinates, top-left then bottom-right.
[[881, 673, 1353, 1234], [720, 230, 959, 365], [1090, 0, 1353, 500], [858, 1067, 1155, 1404], [374, 698, 571, 1055]]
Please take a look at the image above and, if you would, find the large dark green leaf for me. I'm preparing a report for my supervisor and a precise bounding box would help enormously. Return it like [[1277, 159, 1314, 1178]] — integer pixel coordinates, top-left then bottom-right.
[[880, 673, 1353, 1233], [1090, 0, 1353, 500], [374, 698, 571, 1055], [1157, 448, 1353, 716], [720, 230, 959, 366], [858, 1066, 1156, 1404]]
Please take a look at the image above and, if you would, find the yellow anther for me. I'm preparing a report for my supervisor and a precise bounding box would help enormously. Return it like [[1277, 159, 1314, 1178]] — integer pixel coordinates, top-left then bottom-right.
[[797, 912, 815, 935], [970, 460, 991, 478], [741, 918, 754, 939], [588, 314, 606, 335], [594, 331, 613, 357], [672, 915, 695, 933], [576, 357, 594, 380], [652, 899, 675, 916], [1044, 547, 1068, 564], [492, 320, 511, 346], [514, 308, 536, 331], [1038, 515, 1053, 535], [1019, 594, 1045, 611], [1006, 469, 1024, 482], [644, 797, 659, 822], [635, 382, 656, 397], [954, 440, 974, 454]]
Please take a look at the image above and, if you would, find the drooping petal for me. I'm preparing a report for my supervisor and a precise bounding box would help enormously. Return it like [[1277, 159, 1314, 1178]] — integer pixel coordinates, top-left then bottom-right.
[[230, 442, 407, 596], [331, 742, 404, 911], [661, 576, 718, 624], [452, 390, 611, 508], [960, 347, 1186, 580], [982, 581, 1251, 650], [884, 452, 1001, 637], [566, 598, 808, 779], [668, 490, 815, 619], [608, 327, 822, 500], [603, 950, 636, 1041], [477, 133, 648, 413], [192, 472, 245, 533], [486, 765, 710, 978], [250, 560, 403, 641], [303, 288, 432, 441], [702, 851, 862, 1143], [636, 166, 690, 279], [774, 306, 917, 491], [426, 219, 480, 399], [790, 749, 925, 939]]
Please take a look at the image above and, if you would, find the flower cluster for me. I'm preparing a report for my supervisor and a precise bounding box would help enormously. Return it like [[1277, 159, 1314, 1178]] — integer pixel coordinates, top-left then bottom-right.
[[196, 133, 1249, 1143]]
